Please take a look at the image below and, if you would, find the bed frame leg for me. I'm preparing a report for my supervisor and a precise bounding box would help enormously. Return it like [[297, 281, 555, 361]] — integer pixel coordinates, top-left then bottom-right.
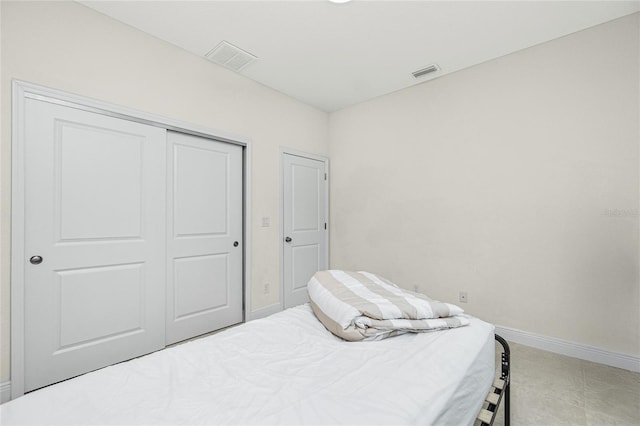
[[475, 334, 511, 426], [495, 334, 510, 426]]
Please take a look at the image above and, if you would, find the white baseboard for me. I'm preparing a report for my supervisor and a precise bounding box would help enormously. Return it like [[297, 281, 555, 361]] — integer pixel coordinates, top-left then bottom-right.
[[1, 381, 10, 404], [246, 303, 282, 322], [495, 325, 640, 373]]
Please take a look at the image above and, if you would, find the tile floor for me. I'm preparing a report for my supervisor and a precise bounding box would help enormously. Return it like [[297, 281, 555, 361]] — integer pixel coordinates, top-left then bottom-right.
[[489, 342, 640, 426]]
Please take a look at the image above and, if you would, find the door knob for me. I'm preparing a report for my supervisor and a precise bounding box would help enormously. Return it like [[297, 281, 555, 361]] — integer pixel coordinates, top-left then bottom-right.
[[30, 255, 43, 265], [285, 237, 292, 243], [233, 241, 239, 247]]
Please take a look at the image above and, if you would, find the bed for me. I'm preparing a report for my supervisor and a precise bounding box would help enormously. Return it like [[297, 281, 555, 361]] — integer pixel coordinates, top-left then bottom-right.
[[1, 290, 510, 425]]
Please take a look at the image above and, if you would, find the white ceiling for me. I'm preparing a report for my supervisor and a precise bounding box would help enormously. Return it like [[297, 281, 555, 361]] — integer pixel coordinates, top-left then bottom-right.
[[80, 1, 640, 112]]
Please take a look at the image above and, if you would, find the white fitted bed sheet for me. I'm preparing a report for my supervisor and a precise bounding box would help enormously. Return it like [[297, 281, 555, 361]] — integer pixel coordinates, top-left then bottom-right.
[[2, 304, 495, 425]]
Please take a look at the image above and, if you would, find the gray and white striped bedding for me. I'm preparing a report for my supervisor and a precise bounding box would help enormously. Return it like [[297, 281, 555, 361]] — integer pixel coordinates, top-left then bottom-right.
[[308, 270, 470, 341]]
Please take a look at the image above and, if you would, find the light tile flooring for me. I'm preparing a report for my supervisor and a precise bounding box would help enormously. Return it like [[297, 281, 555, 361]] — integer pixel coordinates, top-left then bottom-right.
[[490, 342, 640, 426]]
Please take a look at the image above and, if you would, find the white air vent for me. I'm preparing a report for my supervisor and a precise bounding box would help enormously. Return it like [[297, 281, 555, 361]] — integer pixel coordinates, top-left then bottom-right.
[[206, 41, 257, 72], [412, 64, 440, 79]]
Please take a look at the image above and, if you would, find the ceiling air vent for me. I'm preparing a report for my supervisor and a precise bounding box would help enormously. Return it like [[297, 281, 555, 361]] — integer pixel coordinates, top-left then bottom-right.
[[205, 41, 257, 72], [412, 64, 440, 79]]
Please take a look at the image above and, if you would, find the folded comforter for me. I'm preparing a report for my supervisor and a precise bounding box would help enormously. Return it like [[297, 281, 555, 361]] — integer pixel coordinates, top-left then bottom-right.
[[308, 270, 470, 341]]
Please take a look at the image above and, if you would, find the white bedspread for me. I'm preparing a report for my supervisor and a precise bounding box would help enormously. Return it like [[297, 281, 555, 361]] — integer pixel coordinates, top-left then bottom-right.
[[1, 304, 495, 425]]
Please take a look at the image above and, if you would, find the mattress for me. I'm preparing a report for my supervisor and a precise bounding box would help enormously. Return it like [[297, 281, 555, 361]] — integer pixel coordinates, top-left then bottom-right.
[[1, 304, 495, 425]]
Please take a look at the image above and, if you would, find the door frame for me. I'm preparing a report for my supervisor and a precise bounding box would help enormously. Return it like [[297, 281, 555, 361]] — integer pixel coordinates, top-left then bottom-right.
[[10, 80, 253, 399], [279, 148, 330, 313]]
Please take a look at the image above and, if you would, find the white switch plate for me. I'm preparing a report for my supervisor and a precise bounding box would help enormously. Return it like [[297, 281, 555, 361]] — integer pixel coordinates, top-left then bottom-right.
[[459, 291, 468, 303], [261, 216, 270, 227]]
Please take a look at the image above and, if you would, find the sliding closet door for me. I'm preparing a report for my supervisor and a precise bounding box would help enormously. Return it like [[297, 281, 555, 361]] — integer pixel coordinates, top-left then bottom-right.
[[166, 132, 243, 344], [23, 99, 166, 392]]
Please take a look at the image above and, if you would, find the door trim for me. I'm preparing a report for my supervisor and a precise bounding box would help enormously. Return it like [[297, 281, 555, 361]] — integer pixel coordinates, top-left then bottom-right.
[[10, 80, 253, 399], [279, 148, 330, 313]]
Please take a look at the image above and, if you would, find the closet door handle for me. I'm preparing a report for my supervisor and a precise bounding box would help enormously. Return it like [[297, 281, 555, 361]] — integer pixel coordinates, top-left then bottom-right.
[[233, 241, 239, 247], [30, 255, 43, 265], [284, 237, 292, 243]]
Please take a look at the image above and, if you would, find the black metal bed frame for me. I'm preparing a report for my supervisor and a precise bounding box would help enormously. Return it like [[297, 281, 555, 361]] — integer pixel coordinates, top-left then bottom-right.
[[476, 334, 511, 426]]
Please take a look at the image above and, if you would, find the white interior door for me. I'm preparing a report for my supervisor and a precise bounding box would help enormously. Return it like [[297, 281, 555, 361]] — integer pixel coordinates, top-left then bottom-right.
[[283, 153, 328, 308], [166, 132, 243, 344], [23, 99, 166, 392]]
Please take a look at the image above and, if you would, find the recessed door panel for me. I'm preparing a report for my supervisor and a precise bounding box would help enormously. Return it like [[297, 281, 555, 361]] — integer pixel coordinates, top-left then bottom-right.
[[174, 254, 229, 320], [174, 145, 228, 237], [292, 164, 320, 232], [57, 122, 143, 241], [283, 153, 328, 308], [166, 132, 243, 344], [292, 245, 320, 291], [56, 264, 144, 349], [23, 99, 166, 392]]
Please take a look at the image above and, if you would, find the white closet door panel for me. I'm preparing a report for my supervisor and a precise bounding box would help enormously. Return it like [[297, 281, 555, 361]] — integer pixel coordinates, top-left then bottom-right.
[[283, 154, 328, 308], [173, 254, 229, 319], [23, 99, 166, 392], [174, 145, 229, 237], [57, 123, 143, 240], [166, 132, 243, 345], [56, 263, 145, 347]]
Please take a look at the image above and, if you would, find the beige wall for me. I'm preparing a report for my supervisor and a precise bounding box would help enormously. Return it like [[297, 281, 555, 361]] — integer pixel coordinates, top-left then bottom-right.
[[329, 14, 639, 357], [0, 1, 329, 382]]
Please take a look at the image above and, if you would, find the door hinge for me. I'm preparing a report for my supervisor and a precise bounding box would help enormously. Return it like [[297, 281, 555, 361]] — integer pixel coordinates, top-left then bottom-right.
[[324, 173, 327, 181], [324, 223, 327, 230]]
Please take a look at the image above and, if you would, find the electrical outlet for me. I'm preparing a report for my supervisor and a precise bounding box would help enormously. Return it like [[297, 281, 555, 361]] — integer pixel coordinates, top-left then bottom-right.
[[264, 282, 270, 294], [459, 291, 468, 303]]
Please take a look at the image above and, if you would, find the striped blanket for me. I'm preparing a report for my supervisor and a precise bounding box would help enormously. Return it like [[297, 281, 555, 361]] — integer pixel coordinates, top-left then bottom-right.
[[308, 270, 470, 341]]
